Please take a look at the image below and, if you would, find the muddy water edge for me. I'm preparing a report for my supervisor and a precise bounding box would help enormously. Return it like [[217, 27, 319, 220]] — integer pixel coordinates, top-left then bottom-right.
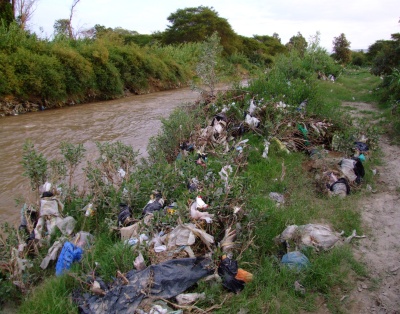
[[0, 87, 203, 226]]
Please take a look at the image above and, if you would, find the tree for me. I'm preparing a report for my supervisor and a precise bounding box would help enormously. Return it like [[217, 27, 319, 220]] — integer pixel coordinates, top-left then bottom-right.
[[162, 6, 240, 55], [14, 0, 38, 30], [286, 32, 308, 56], [332, 33, 351, 64], [0, 0, 14, 27], [53, 18, 70, 37]]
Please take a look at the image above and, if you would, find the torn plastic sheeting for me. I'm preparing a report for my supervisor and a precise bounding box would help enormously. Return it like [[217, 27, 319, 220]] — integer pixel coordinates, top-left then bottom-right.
[[120, 222, 140, 241], [190, 200, 214, 223], [176, 292, 206, 305], [276, 224, 342, 251], [165, 223, 214, 251], [40, 237, 66, 269], [40, 197, 64, 217], [245, 114, 260, 128], [77, 257, 214, 314]]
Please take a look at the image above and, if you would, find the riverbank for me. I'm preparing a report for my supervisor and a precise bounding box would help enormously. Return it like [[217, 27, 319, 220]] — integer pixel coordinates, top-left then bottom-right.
[[1, 61, 388, 313]]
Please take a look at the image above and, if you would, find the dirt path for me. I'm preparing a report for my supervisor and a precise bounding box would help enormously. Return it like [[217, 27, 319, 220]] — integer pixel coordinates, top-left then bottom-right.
[[343, 102, 400, 313]]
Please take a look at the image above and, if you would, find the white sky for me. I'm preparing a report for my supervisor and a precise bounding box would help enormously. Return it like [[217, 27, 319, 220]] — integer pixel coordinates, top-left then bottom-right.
[[29, 0, 399, 51]]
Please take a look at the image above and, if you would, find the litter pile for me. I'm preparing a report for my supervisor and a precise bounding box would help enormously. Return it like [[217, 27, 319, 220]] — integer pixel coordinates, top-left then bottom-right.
[[0, 91, 371, 313]]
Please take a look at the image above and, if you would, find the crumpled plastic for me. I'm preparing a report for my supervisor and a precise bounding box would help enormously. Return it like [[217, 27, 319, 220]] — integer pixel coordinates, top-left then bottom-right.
[[55, 241, 83, 276], [40, 237, 66, 269], [77, 257, 214, 314], [189, 199, 214, 223], [281, 251, 310, 271], [276, 224, 342, 251], [164, 223, 214, 251]]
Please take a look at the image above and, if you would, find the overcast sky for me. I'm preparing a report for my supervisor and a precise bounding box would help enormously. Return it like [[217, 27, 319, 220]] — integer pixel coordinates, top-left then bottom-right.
[[29, 0, 399, 51]]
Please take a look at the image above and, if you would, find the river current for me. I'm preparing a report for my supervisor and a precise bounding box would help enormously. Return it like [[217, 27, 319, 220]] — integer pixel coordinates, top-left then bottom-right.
[[0, 87, 202, 225]]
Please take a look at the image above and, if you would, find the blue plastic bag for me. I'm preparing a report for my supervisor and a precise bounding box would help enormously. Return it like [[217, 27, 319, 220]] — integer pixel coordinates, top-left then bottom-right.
[[55, 241, 83, 276], [281, 251, 310, 271]]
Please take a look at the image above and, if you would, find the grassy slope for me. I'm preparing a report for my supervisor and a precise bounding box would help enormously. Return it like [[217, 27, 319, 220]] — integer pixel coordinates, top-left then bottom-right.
[[14, 68, 383, 314]]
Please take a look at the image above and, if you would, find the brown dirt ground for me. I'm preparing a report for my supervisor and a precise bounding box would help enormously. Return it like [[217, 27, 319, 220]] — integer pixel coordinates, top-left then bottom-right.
[[343, 102, 400, 314]]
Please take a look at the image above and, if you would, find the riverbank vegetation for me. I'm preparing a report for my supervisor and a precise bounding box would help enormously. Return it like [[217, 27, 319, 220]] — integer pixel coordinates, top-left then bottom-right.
[[0, 30, 387, 313]]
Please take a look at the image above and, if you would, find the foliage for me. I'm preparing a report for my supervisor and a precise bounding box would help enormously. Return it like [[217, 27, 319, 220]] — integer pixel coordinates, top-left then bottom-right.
[[332, 33, 352, 64], [286, 32, 308, 56], [21, 140, 48, 195], [60, 142, 86, 190], [0, 0, 14, 27], [162, 6, 241, 55], [192, 32, 223, 97], [351, 50, 368, 66]]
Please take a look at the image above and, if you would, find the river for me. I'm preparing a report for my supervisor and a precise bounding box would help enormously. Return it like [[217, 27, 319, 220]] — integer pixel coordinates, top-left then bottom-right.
[[0, 87, 203, 226]]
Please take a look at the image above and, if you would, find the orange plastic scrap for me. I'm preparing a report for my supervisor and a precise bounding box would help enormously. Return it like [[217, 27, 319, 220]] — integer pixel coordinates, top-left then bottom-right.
[[235, 268, 253, 283]]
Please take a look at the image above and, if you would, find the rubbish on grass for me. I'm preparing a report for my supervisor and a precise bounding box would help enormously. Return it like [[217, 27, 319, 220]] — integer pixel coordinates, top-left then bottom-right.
[[327, 173, 350, 197], [281, 251, 310, 270], [218, 255, 252, 293], [339, 157, 365, 184], [271, 137, 290, 154], [262, 139, 270, 158], [55, 241, 83, 276], [165, 223, 214, 250], [195, 196, 208, 209], [190, 199, 214, 223], [40, 238, 66, 269], [188, 178, 199, 192], [219, 165, 232, 189], [143, 191, 165, 216], [276, 224, 343, 251], [245, 114, 260, 128], [248, 99, 257, 115], [118, 203, 132, 226], [269, 192, 285, 205], [118, 168, 126, 178], [120, 222, 140, 241], [176, 292, 206, 305], [354, 142, 369, 152], [220, 227, 236, 253], [77, 257, 213, 313], [82, 203, 95, 217], [134, 253, 146, 271]]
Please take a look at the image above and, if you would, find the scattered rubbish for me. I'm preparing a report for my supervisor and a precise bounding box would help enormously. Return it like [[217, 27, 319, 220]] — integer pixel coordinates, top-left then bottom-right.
[[40, 238, 66, 269], [269, 192, 285, 205], [219, 165, 233, 189], [134, 253, 146, 271], [339, 158, 365, 183], [262, 139, 270, 158], [327, 173, 350, 198], [248, 99, 257, 115], [55, 241, 83, 276], [143, 191, 164, 216], [188, 178, 199, 192], [218, 255, 252, 293], [271, 137, 290, 154], [83, 203, 95, 217], [176, 292, 206, 305], [118, 203, 132, 227], [294, 281, 306, 294], [190, 198, 214, 223], [276, 224, 344, 251], [354, 142, 369, 152], [165, 223, 214, 251], [77, 257, 213, 313], [245, 114, 260, 128], [281, 251, 310, 270]]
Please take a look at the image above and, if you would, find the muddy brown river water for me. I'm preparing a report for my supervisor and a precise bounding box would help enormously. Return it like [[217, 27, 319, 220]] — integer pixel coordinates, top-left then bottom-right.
[[0, 87, 203, 226]]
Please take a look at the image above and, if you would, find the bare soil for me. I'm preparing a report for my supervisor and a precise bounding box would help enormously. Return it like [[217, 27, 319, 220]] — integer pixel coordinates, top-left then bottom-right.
[[343, 102, 400, 314]]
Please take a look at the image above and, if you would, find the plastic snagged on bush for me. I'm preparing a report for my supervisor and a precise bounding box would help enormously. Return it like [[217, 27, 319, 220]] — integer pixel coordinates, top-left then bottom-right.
[[218, 255, 253, 294], [55, 241, 83, 276]]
